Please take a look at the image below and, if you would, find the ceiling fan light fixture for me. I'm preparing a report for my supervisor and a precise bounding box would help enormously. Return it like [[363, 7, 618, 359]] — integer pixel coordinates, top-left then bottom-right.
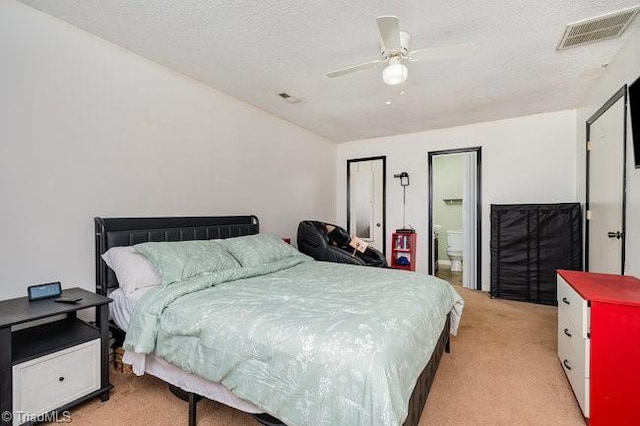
[[382, 59, 408, 85]]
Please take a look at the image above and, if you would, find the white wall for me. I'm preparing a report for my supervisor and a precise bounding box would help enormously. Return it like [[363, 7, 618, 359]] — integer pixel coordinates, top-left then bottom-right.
[[433, 154, 463, 261], [0, 1, 336, 300], [337, 110, 578, 290], [576, 34, 640, 277]]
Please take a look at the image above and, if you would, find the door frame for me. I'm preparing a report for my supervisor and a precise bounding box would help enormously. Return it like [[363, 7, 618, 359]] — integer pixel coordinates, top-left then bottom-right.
[[585, 85, 628, 274], [427, 147, 482, 290], [346, 156, 387, 255]]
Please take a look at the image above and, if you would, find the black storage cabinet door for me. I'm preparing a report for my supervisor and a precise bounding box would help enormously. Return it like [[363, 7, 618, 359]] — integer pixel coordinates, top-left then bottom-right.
[[490, 203, 582, 305]]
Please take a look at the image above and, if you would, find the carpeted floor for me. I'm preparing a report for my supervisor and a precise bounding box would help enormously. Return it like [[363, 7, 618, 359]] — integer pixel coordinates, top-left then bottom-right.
[[422, 285, 583, 425], [57, 283, 585, 426]]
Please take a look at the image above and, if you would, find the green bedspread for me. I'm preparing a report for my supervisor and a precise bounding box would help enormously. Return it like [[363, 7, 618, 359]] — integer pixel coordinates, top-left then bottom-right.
[[124, 248, 463, 426]]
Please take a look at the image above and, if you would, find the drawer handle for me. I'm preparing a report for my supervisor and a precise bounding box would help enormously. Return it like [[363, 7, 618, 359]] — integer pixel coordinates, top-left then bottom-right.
[[563, 328, 572, 338], [563, 359, 572, 371], [562, 297, 570, 305], [58, 376, 65, 382]]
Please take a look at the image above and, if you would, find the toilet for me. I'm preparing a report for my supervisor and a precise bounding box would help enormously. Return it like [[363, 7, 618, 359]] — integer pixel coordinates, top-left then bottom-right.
[[446, 230, 464, 272]]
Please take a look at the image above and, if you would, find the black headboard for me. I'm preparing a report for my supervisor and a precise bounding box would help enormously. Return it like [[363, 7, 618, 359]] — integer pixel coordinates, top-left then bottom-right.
[[94, 215, 259, 295]]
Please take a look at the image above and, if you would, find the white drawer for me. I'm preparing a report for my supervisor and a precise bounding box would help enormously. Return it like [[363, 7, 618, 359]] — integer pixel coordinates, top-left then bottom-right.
[[558, 308, 590, 378], [558, 345, 590, 417], [566, 372, 589, 418], [557, 275, 589, 339], [558, 309, 590, 417], [12, 339, 100, 425]]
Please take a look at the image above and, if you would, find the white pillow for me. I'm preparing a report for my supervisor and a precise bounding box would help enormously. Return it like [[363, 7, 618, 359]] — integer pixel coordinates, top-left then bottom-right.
[[101, 246, 161, 295]]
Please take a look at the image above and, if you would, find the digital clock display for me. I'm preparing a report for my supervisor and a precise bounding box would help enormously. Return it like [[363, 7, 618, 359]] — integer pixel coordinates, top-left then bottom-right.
[[28, 282, 62, 301]]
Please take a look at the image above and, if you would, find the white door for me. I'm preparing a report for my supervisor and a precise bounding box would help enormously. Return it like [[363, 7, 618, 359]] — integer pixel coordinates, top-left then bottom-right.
[[462, 151, 478, 289], [348, 158, 385, 252], [588, 95, 625, 274]]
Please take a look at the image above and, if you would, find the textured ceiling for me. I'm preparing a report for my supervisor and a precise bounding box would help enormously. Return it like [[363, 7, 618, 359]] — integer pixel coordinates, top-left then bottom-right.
[[19, 0, 640, 143]]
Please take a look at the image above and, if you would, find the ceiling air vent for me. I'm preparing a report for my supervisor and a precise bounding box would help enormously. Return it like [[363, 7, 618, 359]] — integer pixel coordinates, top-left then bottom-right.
[[278, 92, 301, 104], [558, 6, 640, 50]]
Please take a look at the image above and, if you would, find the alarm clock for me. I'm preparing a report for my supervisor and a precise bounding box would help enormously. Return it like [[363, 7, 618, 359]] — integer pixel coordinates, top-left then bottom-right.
[[27, 281, 62, 301]]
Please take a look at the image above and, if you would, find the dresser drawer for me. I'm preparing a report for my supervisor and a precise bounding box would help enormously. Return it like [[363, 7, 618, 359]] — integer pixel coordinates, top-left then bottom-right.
[[566, 371, 590, 418], [558, 308, 590, 417], [558, 342, 590, 418], [12, 339, 100, 425], [557, 275, 589, 339], [558, 308, 590, 378]]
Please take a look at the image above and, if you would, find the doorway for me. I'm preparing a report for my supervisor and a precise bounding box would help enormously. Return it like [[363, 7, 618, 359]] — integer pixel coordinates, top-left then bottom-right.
[[586, 86, 627, 274], [428, 148, 481, 290], [347, 156, 386, 254]]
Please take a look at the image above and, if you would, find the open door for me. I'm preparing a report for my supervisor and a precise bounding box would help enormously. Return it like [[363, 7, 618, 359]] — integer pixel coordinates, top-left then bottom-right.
[[586, 87, 627, 274], [462, 151, 479, 289]]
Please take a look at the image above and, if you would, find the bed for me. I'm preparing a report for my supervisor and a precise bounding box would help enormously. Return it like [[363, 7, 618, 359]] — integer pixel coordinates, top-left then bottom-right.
[[95, 216, 463, 426]]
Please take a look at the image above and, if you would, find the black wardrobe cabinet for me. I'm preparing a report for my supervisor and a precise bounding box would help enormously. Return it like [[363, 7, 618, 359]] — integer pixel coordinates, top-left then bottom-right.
[[490, 203, 583, 305]]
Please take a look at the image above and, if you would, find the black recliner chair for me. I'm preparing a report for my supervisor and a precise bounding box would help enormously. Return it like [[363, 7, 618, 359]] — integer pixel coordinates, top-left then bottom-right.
[[297, 220, 388, 267]]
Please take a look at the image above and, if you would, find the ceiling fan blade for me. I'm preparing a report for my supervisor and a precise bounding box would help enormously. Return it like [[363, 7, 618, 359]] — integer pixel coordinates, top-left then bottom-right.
[[326, 60, 383, 78], [377, 15, 401, 52], [411, 43, 475, 62]]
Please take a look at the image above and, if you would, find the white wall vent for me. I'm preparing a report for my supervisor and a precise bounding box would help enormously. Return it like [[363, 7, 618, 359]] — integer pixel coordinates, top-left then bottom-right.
[[558, 6, 640, 50]]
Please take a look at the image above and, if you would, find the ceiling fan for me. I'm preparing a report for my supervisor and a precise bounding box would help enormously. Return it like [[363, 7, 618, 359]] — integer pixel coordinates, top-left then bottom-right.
[[326, 16, 474, 86]]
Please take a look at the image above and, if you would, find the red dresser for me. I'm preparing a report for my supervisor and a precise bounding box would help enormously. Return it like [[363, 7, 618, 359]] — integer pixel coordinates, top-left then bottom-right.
[[557, 270, 640, 425]]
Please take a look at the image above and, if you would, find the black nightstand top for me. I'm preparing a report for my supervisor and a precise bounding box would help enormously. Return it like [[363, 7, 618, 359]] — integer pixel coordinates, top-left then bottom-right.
[[0, 287, 112, 328]]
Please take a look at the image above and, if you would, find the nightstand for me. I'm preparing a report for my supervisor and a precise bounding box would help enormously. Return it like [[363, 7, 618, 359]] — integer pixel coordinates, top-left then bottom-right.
[[0, 288, 112, 426]]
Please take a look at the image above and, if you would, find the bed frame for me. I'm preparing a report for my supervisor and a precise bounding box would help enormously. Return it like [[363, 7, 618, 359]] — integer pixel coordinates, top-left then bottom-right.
[[94, 215, 450, 426]]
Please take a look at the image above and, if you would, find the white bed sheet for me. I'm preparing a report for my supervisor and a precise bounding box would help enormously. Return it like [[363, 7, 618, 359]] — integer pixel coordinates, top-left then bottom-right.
[[108, 287, 152, 331], [108, 287, 262, 414]]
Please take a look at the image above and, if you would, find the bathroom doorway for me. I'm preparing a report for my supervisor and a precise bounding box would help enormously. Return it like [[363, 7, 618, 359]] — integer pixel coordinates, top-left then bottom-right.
[[428, 147, 481, 290]]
